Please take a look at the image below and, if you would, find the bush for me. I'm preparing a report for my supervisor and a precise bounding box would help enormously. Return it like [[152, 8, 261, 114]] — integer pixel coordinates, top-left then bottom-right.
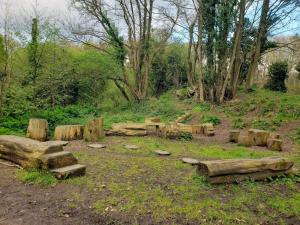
[[202, 115, 221, 125], [264, 61, 288, 92]]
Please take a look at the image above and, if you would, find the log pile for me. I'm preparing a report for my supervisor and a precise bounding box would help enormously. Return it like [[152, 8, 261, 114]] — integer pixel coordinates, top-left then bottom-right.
[[0, 135, 86, 179], [54, 125, 84, 141], [83, 117, 104, 142], [26, 118, 48, 141], [230, 129, 283, 151], [197, 157, 295, 184]]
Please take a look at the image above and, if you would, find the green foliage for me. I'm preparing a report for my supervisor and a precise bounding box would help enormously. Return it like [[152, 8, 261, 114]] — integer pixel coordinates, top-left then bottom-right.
[[202, 115, 221, 125], [150, 43, 187, 96], [265, 61, 289, 92], [232, 117, 246, 129], [16, 169, 57, 186], [178, 132, 193, 141]]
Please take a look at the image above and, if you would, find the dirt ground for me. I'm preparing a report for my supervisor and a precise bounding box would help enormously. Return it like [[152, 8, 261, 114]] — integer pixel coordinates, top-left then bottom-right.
[[0, 120, 299, 225]]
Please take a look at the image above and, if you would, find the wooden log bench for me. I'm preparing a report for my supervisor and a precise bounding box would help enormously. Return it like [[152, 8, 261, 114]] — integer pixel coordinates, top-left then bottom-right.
[[0, 135, 86, 179], [197, 157, 294, 184]]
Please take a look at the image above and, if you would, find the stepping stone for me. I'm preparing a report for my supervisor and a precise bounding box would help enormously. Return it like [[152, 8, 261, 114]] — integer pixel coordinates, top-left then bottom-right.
[[155, 150, 171, 156], [182, 157, 200, 165], [88, 144, 107, 149], [51, 164, 86, 179], [124, 144, 139, 150]]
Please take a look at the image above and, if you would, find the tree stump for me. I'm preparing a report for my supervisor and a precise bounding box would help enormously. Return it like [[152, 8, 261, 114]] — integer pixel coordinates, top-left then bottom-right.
[[229, 130, 240, 143], [26, 118, 48, 141], [267, 138, 283, 151], [248, 129, 270, 146], [83, 117, 104, 142], [203, 123, 215, 136], [54, 125, 83, 141], [238, 135, 252, 147]]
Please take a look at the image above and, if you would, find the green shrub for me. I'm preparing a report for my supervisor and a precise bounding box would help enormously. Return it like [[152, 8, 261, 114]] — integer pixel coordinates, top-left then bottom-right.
[[178, 132, 193, 141], [232, 117, 246, 129], [202, 115, 221, 125], [264, 61, 288, 92]]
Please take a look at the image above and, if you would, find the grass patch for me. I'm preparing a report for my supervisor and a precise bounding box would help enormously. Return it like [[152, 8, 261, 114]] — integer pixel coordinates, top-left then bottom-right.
[[16, 169, 57, 186]]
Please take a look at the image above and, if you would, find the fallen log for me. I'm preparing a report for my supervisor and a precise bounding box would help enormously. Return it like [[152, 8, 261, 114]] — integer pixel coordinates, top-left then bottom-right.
[[206, 169, 294, 184], [229, 130, 240, 143], [26, 118, 48, 141], [197, 157, 293, 177], [54, 125, 84, 141]]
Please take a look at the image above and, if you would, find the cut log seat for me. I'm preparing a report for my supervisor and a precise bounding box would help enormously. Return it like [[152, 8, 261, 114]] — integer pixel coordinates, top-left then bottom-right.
[[0, 135, 86, 179], [197, 157, 294, 184], [54, 125, 84, 141], [0, 135, 65, 168]]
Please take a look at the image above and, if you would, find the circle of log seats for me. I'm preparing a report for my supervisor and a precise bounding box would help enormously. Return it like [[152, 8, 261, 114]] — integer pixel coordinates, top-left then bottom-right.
[[26, 118, 48, 141], [54, 125, 84, 141], [83, 117, 104, 142]]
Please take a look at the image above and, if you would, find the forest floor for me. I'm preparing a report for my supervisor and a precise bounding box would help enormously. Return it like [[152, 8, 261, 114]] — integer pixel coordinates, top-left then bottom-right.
[[0, 89, 300, 225]]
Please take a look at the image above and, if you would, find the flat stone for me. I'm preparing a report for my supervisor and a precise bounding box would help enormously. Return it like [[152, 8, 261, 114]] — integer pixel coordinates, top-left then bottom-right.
[[155, 150, 171, 156], [124, 144, 139, 150], [88, 144, 107, 149], [182, 157, 200, 165]]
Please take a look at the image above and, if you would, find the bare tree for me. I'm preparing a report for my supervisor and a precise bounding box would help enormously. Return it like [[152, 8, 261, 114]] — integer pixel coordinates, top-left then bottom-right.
[[70, 0, 180, 102]]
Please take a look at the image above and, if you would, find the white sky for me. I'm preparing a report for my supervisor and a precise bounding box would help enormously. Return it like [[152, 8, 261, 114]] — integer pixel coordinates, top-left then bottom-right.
[[0, 0, 299, 36]]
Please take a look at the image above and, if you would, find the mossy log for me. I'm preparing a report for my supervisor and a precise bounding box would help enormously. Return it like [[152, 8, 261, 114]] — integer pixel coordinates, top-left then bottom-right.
[[54, 125, 83, 141], [83, 117, 104, 142], [197, 157, 293, 184], [26, 118, 48, 141], [0, 135, 65, 168]]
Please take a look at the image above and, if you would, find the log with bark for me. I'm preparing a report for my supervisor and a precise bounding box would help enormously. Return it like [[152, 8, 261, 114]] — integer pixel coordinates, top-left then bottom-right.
[[197, 157, 294, 184], [26, 118, 48, 141], [83, 117, 104, 142], [54, 125, 84, 141]]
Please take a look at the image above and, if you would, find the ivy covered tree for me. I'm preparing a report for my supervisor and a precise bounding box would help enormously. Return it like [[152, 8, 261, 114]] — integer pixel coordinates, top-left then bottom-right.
[[265, 61, 288, 92], [26, 18, 41, 85]]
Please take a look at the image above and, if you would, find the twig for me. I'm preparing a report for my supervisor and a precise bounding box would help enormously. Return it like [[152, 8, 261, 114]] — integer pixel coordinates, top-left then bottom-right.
[[0, 161, 23, 169]]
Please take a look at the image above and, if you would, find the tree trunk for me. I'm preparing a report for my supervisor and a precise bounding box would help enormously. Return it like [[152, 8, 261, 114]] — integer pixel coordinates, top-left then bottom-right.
[[245, 0, 270, 91], [219, 0, 246, 103], [54, 125, 84, 141], [197, 0, 205, 102], [83, 117, 104, 142]]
